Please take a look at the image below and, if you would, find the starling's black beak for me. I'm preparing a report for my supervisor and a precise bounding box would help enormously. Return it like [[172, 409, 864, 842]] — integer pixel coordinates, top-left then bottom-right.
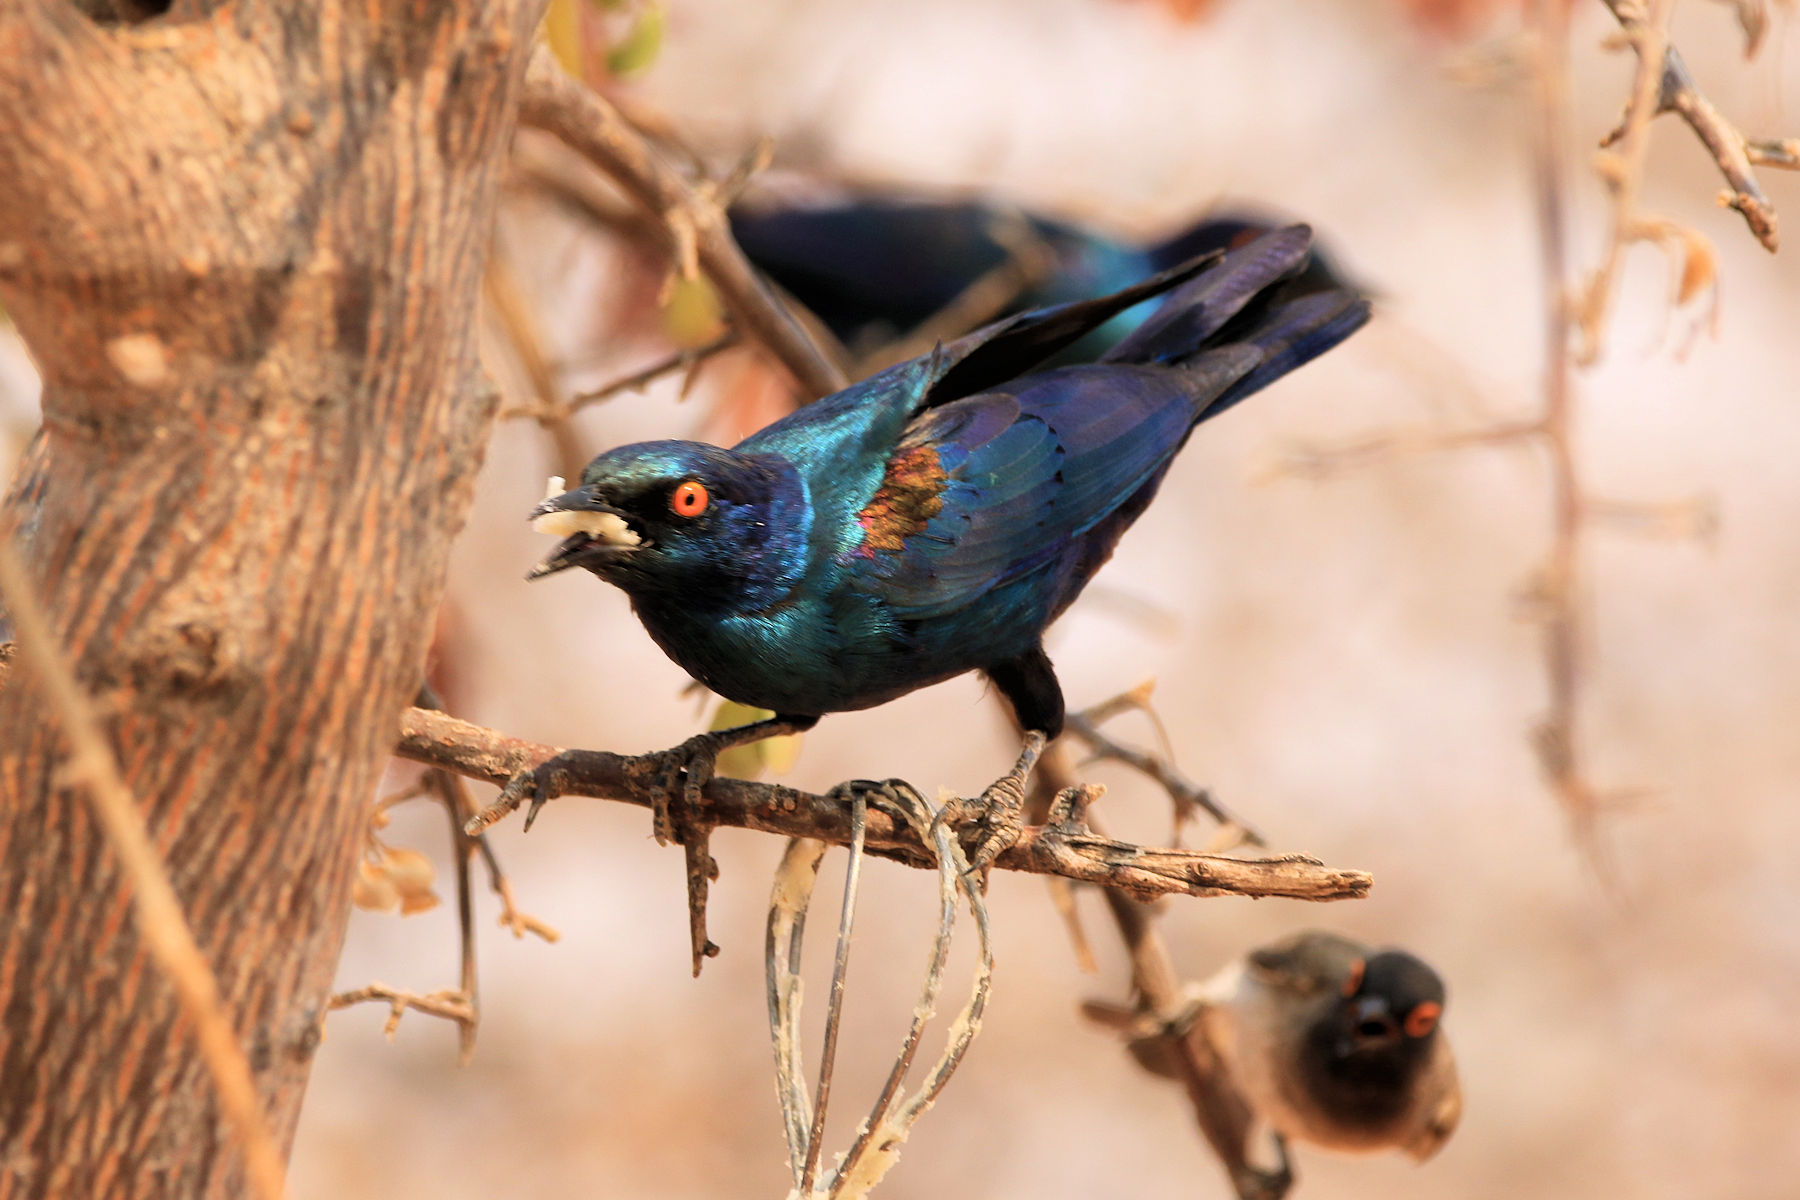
[[526, 487, 642, 580]]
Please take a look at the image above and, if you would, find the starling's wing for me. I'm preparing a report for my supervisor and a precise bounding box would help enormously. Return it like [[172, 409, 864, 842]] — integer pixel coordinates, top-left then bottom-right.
[[846, 348, 1261, 620], [842, 227, 1369, 621]]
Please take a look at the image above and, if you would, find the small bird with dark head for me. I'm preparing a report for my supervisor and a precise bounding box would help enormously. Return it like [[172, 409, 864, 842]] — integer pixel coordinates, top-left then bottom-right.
[[1201, 930, 1461, 1169], [522, 226, 1367, 857]]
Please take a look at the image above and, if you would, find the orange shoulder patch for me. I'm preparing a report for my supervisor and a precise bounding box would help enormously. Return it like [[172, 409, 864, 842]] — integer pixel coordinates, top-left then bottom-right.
[[857, 444, 946, 554]]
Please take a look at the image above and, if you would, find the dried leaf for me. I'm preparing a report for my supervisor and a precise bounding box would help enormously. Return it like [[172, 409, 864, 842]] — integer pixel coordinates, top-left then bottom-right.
[[399, 889, 442, 916], [377, 846, 441, 916], [1675, 225, 1718, 305], [380, 846, 436, 894], [353, 860, 399, 913]]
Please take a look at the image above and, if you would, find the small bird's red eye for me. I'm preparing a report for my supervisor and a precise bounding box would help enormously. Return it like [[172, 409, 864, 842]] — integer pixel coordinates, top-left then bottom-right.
[[1341, 958, 1365, 998], [671, 480, 709, 517], [1404, 1002, 1441, 1038]]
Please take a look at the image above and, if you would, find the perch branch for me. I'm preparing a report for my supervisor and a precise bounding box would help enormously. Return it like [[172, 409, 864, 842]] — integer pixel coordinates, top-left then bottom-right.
[[0, 543, 288, 1200], [517, 46, 849, 401], [394, 706, 1369, 905]]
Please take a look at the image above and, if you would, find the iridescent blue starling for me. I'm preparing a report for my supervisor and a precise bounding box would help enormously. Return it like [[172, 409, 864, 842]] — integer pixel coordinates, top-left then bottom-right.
[[526, 226, 1367, 857]]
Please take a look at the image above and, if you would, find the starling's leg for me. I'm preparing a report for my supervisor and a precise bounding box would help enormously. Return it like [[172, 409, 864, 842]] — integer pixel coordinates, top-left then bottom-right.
[[942, 646, 1065, 876], [643, 713, 818, 845], [939, 729, 1047, 878]]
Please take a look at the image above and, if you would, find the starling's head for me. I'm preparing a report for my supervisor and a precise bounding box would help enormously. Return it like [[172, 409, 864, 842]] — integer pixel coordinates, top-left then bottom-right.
[[528, 440, 810, 607], [1327, 949, 1447, 1058]]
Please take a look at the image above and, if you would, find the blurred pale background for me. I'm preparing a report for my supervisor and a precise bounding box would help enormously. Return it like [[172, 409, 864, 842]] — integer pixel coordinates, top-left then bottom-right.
[[4, 1, 1797, 1197]]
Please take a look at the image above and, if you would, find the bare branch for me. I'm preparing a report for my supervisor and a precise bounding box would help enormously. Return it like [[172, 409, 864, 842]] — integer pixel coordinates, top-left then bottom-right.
[[560, 331, 740, 415], [485, 253, 589, 485], [517, 46, 849, 401], [326, 984, 476, 1041], [800, 796, 864, 1194], [1036, 744, 1285, 1200], [1257, 419, 1542, 483], [394, 706, 1370, 905], [1600, 0, 1795, 253], [0, 542, 288, 1200], [1065, 707, 1263, 845]]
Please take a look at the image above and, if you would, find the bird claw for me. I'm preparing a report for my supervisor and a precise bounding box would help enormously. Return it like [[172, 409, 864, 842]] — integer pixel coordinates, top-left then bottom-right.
[[495, 754, 578, 833], [640, 730, 726, 846], [937, 730, 1048, 883]]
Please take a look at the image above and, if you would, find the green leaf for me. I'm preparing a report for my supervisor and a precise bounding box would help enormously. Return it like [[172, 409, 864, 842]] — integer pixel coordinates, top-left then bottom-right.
[[712, 701, 804, 779], [606, 3, 664, 77]]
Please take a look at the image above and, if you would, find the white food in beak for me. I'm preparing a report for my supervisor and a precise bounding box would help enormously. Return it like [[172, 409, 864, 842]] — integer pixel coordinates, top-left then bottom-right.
[[530, 509, 640, 545], [532, 476, 641, 546]]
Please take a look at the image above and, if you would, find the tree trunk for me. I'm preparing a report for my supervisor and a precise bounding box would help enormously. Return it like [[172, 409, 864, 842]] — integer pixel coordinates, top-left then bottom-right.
[[0, 2, 543, 1194]]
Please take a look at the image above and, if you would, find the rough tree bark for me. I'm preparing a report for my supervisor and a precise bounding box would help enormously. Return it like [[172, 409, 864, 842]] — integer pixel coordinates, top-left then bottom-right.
[[0, 2, 544, 1194]]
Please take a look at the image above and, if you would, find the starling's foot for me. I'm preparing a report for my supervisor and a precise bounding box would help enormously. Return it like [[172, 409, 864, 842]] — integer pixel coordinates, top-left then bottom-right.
[[939, 731, 1048, 879], [641, 730, 731, 847], [640, 714, 820, 846]]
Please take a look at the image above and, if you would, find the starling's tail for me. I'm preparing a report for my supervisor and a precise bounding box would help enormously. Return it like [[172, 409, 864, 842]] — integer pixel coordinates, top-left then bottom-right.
[[1104, 224, 1369, 425]]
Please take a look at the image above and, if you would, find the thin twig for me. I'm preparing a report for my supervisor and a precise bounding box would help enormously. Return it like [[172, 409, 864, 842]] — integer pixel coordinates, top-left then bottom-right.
[[557, 330, 740, 416], [431, 770, 481, 1065], [395, 705, 1371, 905], [1578, 0, 1682, 363], [0, 539, 289, 1200], [1064, 708, 1263, 846], [767, 838, 828, 1187], [1531, 0, 1616, 868], [1257, 419, 1542, 482], [799, 794, 865, 1195], [826, 785, 994, 1198], [1599, 0, 1797, 253], [326, 984, 476, 1039], [517, 46, 849, 401], [1036, 743, 1284, 1200], [485, 253, 588, 485]]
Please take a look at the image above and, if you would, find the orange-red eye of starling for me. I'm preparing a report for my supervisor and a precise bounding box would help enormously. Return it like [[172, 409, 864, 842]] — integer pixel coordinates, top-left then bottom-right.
[[1342, 958, 1365, 998], [1404, 1002, 1441, 1038], [671, 480, 709, 517]]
